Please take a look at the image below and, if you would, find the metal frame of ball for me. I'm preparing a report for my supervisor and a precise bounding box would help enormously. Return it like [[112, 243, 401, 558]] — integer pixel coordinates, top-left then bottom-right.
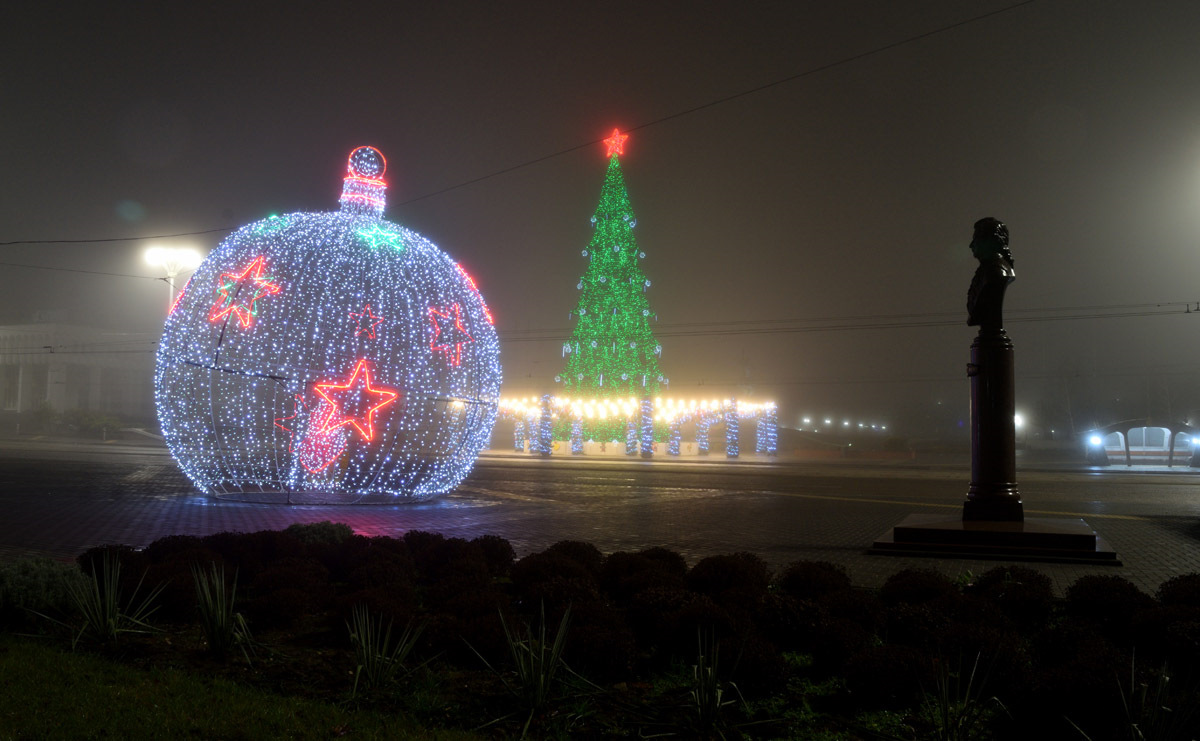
[[154, 162, 500, 504]]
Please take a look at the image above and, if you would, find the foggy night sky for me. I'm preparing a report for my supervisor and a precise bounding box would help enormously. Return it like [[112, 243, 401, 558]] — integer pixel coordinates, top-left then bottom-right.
[[5, 1, 1200, 435]]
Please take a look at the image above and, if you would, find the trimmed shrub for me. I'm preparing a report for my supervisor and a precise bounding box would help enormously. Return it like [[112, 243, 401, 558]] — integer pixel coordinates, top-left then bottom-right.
[[338, 587, 417, 627], [424, 553, 493, 609], [1065, 575, 1155, 642], [687, 552, 770, 604], [627, 587, 736, 666], [885, 600, 955, 649], [542, 540, 604, 576], [1027, 623, 1127, 735], [471, 535, 515, 578], [246, 557, 333, 628], [564, 602, 635, 682], [813, 621, 876, 676], [143, 549, 224, 623], [809, 589, 884, 674], [972, 565, 1054, 631], [843, 644, 934, 709], [0, 557, 87, 629], [600, 551, 686, 604], [511, 549, 600, 611], [879, 568, 956, 606], [937, 621, 1033, 706], [426, 588, 512, 665], [776, 560, 851, 602], [637, 547, 688, 578], [199, 530, 305, 583], [141, 534, 207, 564], [820, 588, 884, 633], [754, 592, 822, 652], [401, 530, 447, 571], [1158, 573, 1200, 608], [75, 545, 147, 609], [1130, 605, 1200, 665], [403, 533, 487, 592], [722, 634, 786, 696], [284, 521, 353, 546], [344, 541, 416, 592]]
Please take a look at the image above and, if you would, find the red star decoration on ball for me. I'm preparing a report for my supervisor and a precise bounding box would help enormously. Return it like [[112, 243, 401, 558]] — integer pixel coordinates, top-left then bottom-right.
[[349, 303, 384, 339], [603, 128, 628, 158], [312, 359, 399, 442], [429, 303, 474, 366], [209, 255, 281, 329]]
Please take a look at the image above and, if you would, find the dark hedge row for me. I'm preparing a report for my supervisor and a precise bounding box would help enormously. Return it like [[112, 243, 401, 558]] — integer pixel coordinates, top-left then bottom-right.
[[9, 523, 1199, 740]]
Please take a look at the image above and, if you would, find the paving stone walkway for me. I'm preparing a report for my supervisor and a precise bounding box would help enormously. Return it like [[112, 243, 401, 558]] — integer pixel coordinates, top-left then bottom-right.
[[2, 439, 1199, 596]]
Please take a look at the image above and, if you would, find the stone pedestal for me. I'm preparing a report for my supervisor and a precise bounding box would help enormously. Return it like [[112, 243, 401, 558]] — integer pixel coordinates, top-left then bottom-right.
[[871, 514, 1120, 564], [964, 329, 1023, 521]]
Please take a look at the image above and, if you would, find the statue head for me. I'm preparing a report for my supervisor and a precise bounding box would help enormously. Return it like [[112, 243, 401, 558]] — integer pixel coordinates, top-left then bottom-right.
[[971, 217, 1013, 265]]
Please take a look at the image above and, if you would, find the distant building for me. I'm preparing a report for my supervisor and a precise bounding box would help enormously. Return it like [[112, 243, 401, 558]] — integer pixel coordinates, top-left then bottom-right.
[[0, 323, 157, 427]]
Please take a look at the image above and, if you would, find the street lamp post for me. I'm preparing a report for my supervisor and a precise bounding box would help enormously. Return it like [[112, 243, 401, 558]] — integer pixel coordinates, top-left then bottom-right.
[[144, 246, 203, 313]]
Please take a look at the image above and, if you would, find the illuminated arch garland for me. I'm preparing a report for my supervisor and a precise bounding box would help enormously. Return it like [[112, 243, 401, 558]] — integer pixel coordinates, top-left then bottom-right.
[[155, 146, 501, 502]]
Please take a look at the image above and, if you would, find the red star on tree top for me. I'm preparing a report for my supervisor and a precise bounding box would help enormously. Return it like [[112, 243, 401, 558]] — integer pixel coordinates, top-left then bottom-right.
[[603, 128, 629, 158], [312, 359, 399, 442]]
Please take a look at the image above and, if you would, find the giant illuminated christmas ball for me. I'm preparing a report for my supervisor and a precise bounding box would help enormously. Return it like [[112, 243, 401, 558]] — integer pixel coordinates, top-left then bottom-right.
[[155, 146, 501, 502]]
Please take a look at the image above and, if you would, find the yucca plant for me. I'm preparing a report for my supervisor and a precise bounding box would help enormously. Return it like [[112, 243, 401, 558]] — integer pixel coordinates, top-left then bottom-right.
[[65, 549, 163, 648], [191, 562, 254, 664], [347, 603, 425, 697], [922, 652, 1007, 741], [688, 631, 742, 739], [470, 603, 572, 738], [1070, 653, 1198, 741]]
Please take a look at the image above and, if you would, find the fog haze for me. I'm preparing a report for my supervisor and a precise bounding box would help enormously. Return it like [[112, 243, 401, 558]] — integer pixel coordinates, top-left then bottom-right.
[[5, 1, 1200, 437]]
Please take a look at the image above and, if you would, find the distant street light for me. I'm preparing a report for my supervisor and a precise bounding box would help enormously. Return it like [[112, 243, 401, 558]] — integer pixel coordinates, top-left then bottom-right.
[[145, 246, 203, 313]]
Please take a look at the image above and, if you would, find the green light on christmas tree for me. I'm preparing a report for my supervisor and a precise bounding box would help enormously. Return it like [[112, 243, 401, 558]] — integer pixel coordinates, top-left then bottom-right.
[[559, 129, 666, 406]]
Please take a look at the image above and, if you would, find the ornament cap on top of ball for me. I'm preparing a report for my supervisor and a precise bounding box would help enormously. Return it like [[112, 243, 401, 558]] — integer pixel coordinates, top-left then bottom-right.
[[347, 146, 386, 180], [340, 146, 388, 216]]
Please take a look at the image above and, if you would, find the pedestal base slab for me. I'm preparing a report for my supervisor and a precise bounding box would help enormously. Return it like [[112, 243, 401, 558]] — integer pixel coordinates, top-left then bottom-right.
[[871, 514, 1120, 564]]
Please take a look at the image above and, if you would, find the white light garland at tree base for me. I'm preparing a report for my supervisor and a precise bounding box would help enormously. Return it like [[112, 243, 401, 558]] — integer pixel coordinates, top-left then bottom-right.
[[155, 147, 501, 503], [497, 396, 777, 459]]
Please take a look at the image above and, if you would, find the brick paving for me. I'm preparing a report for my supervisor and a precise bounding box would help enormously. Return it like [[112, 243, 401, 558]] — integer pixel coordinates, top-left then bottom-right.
[[2, 439, 1199, 596]]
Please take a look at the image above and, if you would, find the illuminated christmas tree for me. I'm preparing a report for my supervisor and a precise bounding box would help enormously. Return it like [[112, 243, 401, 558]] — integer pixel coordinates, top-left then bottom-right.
[[560, 130, 666, 408]]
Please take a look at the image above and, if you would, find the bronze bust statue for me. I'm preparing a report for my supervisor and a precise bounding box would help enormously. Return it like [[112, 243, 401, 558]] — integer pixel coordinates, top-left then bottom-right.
[[966, 217, 1014, 330]]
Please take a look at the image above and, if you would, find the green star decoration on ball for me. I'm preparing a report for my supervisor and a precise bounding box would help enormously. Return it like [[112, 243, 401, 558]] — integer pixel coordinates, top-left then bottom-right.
[[357, 223, 406, 251], [253, 215, 291, 235]]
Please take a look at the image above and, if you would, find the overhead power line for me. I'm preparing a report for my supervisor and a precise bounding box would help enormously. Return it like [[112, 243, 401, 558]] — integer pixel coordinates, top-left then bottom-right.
[[0, 227, 234, 247], [0, 0, 1037, 248], [0, 261, 163, 280]]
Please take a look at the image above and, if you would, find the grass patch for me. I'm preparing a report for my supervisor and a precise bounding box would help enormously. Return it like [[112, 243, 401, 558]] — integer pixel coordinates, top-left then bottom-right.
[[0, 635, 475, 740]]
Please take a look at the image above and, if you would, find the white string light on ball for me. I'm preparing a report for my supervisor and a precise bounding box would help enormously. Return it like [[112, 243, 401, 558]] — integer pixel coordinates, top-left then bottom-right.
[[155, 146, 501, 502]]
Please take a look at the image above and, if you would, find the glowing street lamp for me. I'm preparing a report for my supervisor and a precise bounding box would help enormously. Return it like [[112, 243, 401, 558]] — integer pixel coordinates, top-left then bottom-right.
[[145, 246, 204, 313]]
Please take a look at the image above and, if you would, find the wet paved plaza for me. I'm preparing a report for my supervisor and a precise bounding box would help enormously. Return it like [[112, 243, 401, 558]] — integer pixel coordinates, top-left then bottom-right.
[[2, 438, 1200, 595]]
